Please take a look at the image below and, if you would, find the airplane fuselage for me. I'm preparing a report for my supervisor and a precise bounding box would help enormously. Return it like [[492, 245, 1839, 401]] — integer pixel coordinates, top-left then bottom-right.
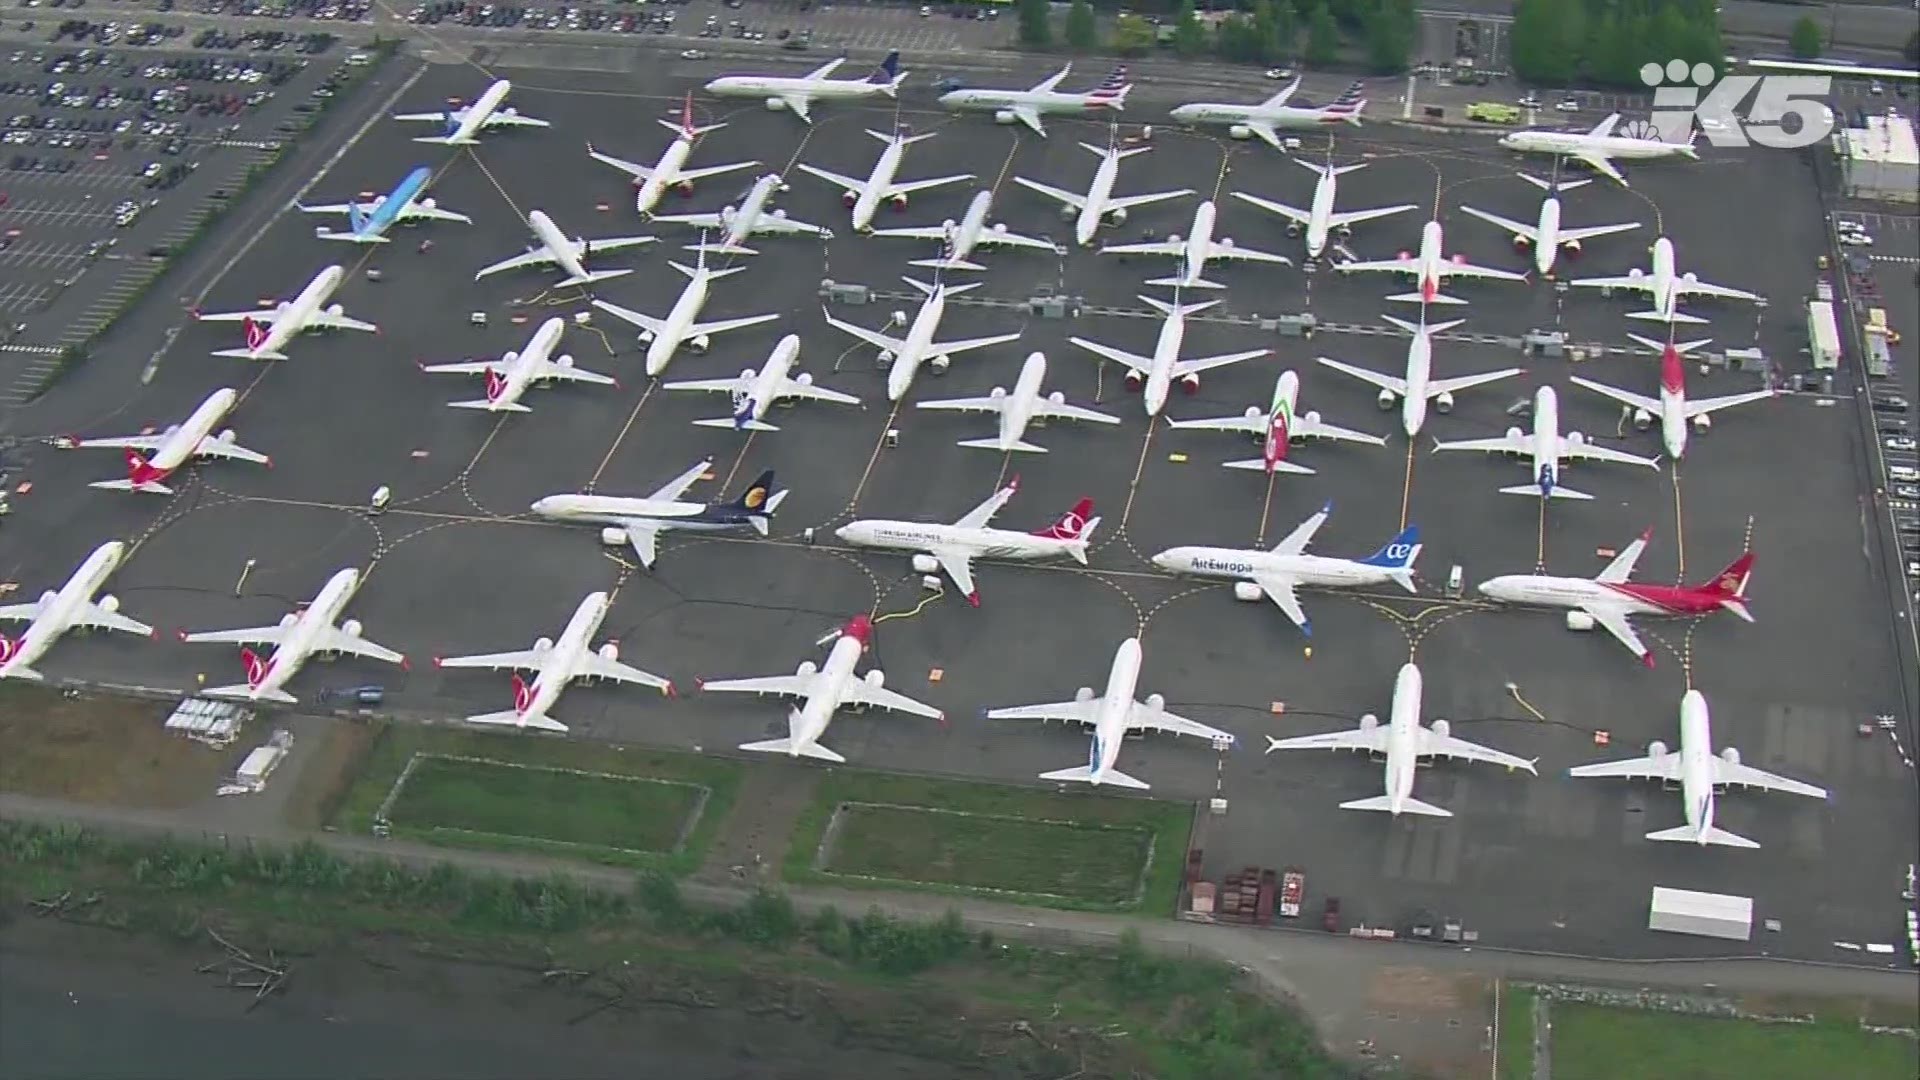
[[940, 87, 1113, 117], [250, 265, 345, 355], [793, 631, 866, 747], [851, 139, 908, 233], [528, 210, 591, 283], [1169, 102, 1351, 132], [637, 136, 695, 215], [835, 519, 1076, 563], [1674, 689, 1718, 842], [725, 175, 780, 243], [1085, 638, 1145, 783], [1141, 311, 1188, 416], [1398, 331, 1437, 435], [149, 388, 241, 473], [1152, 544, 1399, 591], [248, 569, 361, 698], [1527, 385, 1563, 496], [646, 274, 714, 375], [738, 334, 804, 423], [1532, 198, 1563, 276], [1304, 173, 1338, 257], [363, 167, 430, 237], [885, 290, 949, 400], [1503, 128, 1690, 163], [495, 318, 567, 404], [1076, 153, 1124, 248], [1173, 200, 1219, 283], [995, 352, 1047, 445], [531, 493, 743, 534], [521, 592, 610, 721], [706, 74, 890, 107], [0, 542, 126, 675], [445, 79, 512, 144], [947, 190, 993, 260], [1380, 663, 1424, 814]]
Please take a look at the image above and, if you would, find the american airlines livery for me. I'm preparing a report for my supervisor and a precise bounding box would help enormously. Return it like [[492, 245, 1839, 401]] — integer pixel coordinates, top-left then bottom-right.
[[61, 387, 269, 493], [662, 334, 862, 432], [1457, 175, 1639, 278], [179, 568, 406, 705], [586, 92, 758, 217], [1231, 158, 1416, 260], [1169, 78, 1367, 149], [0, 541, 155, 681], [474, 209, 655, 288], [395, 79, 549, 145], [1432, 385, 1660, 501], [1569, 334, 1774, 460], [938, 64, 1130, 137], [194, 264, 376, 361], [531, 458, 788, 569], [705, 52, 906, 124], [300, 166, 472, 243], [1168, 370, 1386, 474]]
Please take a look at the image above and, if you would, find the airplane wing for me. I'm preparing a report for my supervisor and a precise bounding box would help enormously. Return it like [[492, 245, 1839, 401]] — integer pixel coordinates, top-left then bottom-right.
[[1315, 356, 1409, 397], [1206, 241, 1292, 266], [1570, 150, 1628, 186], [700, 671, 817, 697], [1427, 368, 1523, 399], [976, 227, 1058, 253], [619, 522, 666, 568], [931, 548, 976, 599], [1555, 436, 1661, 469], [678, 160, 760, 184], [1034, 398, 1121, 425], [1272, 504, 1329, 556], [400, 202, 473, 225], [824, 312, 908, 355], [915, 395, 1007, 415], [1672, 276, 1761, 303], [1293, 414, 1387, 446], [802, 57, 846, 80], [1007, 106, 1046, 137], [435, 647, 547, 670], [840, 677, 943, 719], [476, 247, 558, 279], [1433, 430, 1527, 455], [1568, 272, 1653, 295], [777, 376, 861, 407], [1595, 533, 1650, 584], [572, 651, 673, 691], [1229, 191, 1310, 227], [1068, 337, 1153, 376], [1173, 349, 1271, 380], [1556, 221, 1640, 245], [1581, 604, 1651, 660], [1167, 412, 1262, 435], [649, 210, 727, 229], [319, 625, 405, 664], [781, 94, 814, 124], [1711, 758, 1827, 799], [483, 111, 550, 130], [0, 600, 43, 621], [795, 163, 867, 196], [587, 147, 650, 180], [870, 224, 949, 241], [1458, 204, 1538, 242], [885, 174, 976, 200], [534, 360, 618, 387], [1253, 572, 1309, 629], [194, 439, 270, 465], [757, 212, 833, 238], [927, 331, 1022, 358], [304, 310, 377, 333], [68, 433, 166, 452], [1012, 175, 1087, 211], [986, 697, 1101, 724], [1440, 259, 1528, 283], [181, 624, 289, 647], [1683, 387, 1774, 419], [1569, 376, 1659, 415], [1569, 751, 1680, 782], [647, 458, 714, 503], [420, 359, 504, 376], [592, 298, 668, 337], [954, 484, 1018, 530], [1418, 727, 1536, 772], [1327, 203, 1421, 231], [1107, 188, 1196, 213], [1267, 724, 1390, 753], [1126, 702, 1234, 743], [1030, 65, 1072, 94], [689, 313, 782, 339], [1261, 78, 1301, 108], [1337, 254, 1422, 275], [68, 600, 153, 637], [572, 236, 655, 256], [194, 307, 280, 324], [1100, 239, 1185, 257]]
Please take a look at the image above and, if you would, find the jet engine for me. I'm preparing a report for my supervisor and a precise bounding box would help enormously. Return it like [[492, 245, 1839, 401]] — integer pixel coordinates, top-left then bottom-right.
[[910, 553, 940, 575], [1562, 237, 1583, 256], [677, 180, 695, 196], [993, 109, 1018, 125], [1430, 718, 1451, 739], [1565, 610, 1596, 631], [889, 192, 910, 211], [689, 334, 712, 354], [1719, 747, 1742, 766], [841, 190, 859, 208], [1502, 425, 1525, 443], [326, 303, 345, 317], [1682, 271, 1699, 284], [500, 106, 519, 117], [1045, 390, 1066, 405], [214, 428, 238, 444], [929, 353, 952, 372], [1376, 388, 1397, 410], [1217, 236, 1236, 251], [637, 328, 658, 344], [1181, 372, 1201, 393], [599, 527, 628, 546], [1565, 430, 1586, 446], [1691, 413, 1712, 433], [1627, 267, 1646, 280], [97, 594, 120, 614], [1102, 205, 1130, 226], [556, 354, 577, 368], [1301, 409, 1323, 437], [988, 386, 1009, 400], [1334, 222, 1355, 239], [1145, 692, 1167, 712], [279, 612, 299, 627], [889, 309, 910, 328], [598, 642, 620, 661], [1074, 686, 1096, 702], [793, 371, 815, 387], [1633, 407, 1655, 430], [341, 618, 364, 638], [764, 97, 789, 112], [1646, 740, 1669, 759], [876, 348, 897, 368], [1435, 390, 1456, 413], [1512, 233, 1534, 251], [1123, 369, 1145, 391], [1395, 249, 1411, 262], [795, 660, 819, 677], [533, 636, 555, 652], [1357, 713, 1380, 730], [1284, 220, 1303, 237], [1226, 123, 1255, 141], [1240, 405, 1263, 427], [989, 222, 1010, 235], [1232, 581, 1264, 602], [864, 669, 886, 688], [419, 197, 437, 210]]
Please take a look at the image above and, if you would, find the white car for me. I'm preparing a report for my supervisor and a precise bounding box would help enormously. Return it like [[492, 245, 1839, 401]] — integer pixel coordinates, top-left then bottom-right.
[[1555, 98, 1580, 112], [1265, 68, 1295, 80], [1700, 116, 1729, 133], [1841, 232, 1874, 247], [1886, 436, 1917, 452]]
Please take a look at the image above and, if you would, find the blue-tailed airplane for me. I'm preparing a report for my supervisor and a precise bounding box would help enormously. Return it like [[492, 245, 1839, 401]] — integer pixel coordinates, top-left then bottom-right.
[[300, 167, 473, 244]]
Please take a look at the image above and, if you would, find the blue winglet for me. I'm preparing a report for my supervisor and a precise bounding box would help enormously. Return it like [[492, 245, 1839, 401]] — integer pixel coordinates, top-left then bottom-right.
[[1299, 618, 1313, 638], [1319, 499, 1333, 515]]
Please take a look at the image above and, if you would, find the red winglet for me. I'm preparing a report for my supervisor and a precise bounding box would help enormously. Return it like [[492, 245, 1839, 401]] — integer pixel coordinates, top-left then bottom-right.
[[966, 591, 982, 608], [431, 656, 444, 669], [398, 656, 412, 672], [175, 628, 190, 643], [1638, 526, 1655, 543], [663, 682, 678, 699]]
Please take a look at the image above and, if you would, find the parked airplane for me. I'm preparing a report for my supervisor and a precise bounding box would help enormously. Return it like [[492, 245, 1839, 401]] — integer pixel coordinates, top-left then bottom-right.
[[1432, 385, 1660, 501], [938, 63, 1130, 136], [0, 541, 154, 681], [1169, 78, 1367, 149], [1457, 175, 1639, 278], [835, 478, 1099, 606], [1569, 690, 1827, 849], [698, 614, 943, 763], [591, 246, 780, 377], [916, 351, 1119, 453], [299, 166, 471, 243], [1069, 294, 1270, 417], [821, 276, 1021, 401], [1499, 113, 1698, 186], [1336, 219, 1527, 304], [418, 317, 616, 413], [61, 388, 268, 493], [1231, 159, 1416, 259], [531, 458, 788, 569], [1266, 663, 1535, 816], [1168, 370, 1385, 474], [662, 334, 861, 431], [474, 209, 654, 288], [1315, 314, 1519, 436], [653, 173, 833, 256], [1152, 503, 1419, 635], [179, 568, 405, 704], [1100, 199, 1292, 289], [705, 51, 906, 124], [1566, 236, 1760, 325], [872, 189, 1059, 271], [796, 127, 972, 234], [586, 93, 757, 216], [1476, 527, 1755, 668], [1012, 133, 1193, 248], [434, 591, 674, 733], [395, 79, 549, 144], [1569, 334, 1774, 459], [194, 264, 375, 361], [987, 638, 1233, 790]]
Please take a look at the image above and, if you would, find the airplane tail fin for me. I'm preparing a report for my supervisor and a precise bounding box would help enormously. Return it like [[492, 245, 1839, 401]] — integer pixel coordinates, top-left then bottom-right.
[[1359, 526, 1421, 591], [959, 436, 1046, 453], [1341, 793, 1452, 817], [1040, 764, 1150, 790], [867, 51, 902, 87], [1388, 290, 1466, 305], [1695, 551, 1755, 621], [347, 202, 369, 235], [662, 91, 725, 139], [1628, 308, 1708, 325], [740, 736, 846, 763], [1034, 499, 1098, 542], [1647, 822, 1758, 848], [466, 709, 569, 733], [1087, 65, 1130, 107], [729, 472, 786, 534]]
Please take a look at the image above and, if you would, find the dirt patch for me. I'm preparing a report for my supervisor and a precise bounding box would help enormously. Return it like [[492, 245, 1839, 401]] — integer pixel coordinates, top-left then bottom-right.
[[1368, 965, 1468, 1011], [279, 719, 377, 829], [0, 686, 233, 808]]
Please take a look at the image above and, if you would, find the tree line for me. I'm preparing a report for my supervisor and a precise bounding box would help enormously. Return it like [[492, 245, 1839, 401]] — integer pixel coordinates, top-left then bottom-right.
[[1510, 0, 1727, 88], [1020, 0, 1419, 75]]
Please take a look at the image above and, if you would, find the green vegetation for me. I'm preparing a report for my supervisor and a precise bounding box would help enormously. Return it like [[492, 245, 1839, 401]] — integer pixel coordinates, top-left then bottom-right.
[[1512, 0, 1723, 89], [1065, 0, 1098, 50], [1013, 0, 1413, 73], [1112, 13, 1159, 56], [1214, 0, 1296, 65], [1550, 1002, 1920, 1080], [1789, 15, 1823, 60], [1497, 983, 1536, 1080], [1907, 28, 1918, 64], [1171, 0, 1208, 57], [1305, 1, 1340, 67], [1017, 0, 1052, 48]]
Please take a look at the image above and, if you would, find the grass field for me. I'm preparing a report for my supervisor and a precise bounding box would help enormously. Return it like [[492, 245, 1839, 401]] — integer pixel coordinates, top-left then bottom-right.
[[0, 685, 233, 807], [1551, 1002, 1920, 1080], [1496, 983, 1535, 1080]]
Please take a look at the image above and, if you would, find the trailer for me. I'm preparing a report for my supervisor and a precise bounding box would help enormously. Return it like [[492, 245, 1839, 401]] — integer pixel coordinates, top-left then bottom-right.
[[1279, 868, 1304, 919], [1255, 869, 1277, 925], [1649, 886, 1753, 941]]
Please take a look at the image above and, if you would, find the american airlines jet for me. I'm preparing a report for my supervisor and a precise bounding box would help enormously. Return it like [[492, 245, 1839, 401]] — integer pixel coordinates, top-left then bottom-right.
[[796, 128, 973, 234], [1012, 132, 1193, 248], [822, 276, 1021, 401], [1315, 314, 1519, 437], [61, 388, 269, 493], [1499, 113, 1698, 186], [1100, 200, 1292, 289], [0, 541, 154, 681], [1168, 370, 1385, 474], [395, 79, 549, 145], [1432, 385, 1660, 501], [1569, 334, 1774, 459], [1069, 294, 1270, 417], [474, 209, 655, 288], [193, 265, 376, 361], [590, 245, 780, 377], [916, 351, 1120, 453], [1457, 175, 1639, 278], [299, 166, 471, 243], [872, 189, 1059, 271], [938, 63, 1130, 136], [179, 568, 405, 705], [1567, 236, 1760, 325], [835, 478, 1099, 606], [705, 52, 906, 124], [662, 334, 862, 432], [532, 459, 787, 569], [653, 173, 833, 256], [1337, 219, 1527, 304], [418, 317, 617, 413], [586, 93, 758, 216], [1169, 78, 1367, 149], [1231, 159, 1416, 259]]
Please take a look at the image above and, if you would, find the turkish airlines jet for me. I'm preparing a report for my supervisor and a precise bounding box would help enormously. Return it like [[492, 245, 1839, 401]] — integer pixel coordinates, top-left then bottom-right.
[[1315, 314, 1520, 437], [0, 541, 154, 681], [1012, 133, 1194, 248], [916, 351, 1119, 453], [62, 387, 268, 493], [194, 264, 375, 361], [419, 317, 616, 413], [435, 591, 674, 734], [1265, 663, 1535, 816], [705, 51, 907, 125], [796, 128, 973, 234], [396, 79, 549, 145], [474, 209, 655, 288], [1100, 199, 1292, 289], [586, 93, 757, 216], [662, 334, 861, 432], [988, 638, 1234, 791], [698, 614, 943, 763], [1069, 294, 1270, 418], [872, 189, 1059, 271], [653, 173, 833, 256], [1569, 690, 1827, 850], [1170, 78, 1368, 149], [1567, 236, 1760, 325], [1570, 334, 1774, 459], [300, 165, 472, 244], [1499, 113, 1698, 186], [1458, 175, 1639, 278], [835, 478, 1099, 606], [590, 245, 780, 377], [1169, 370, 1385, 475], [1476, 527, 1755, 668], [179, 568, 405, 704], [1433, 385, 1660, 501], [938, 63, 1130, 137], [1338, 219, 1527, 304], [531, 459, 787, 569], [1231, 159, 1416, 259], [822, 276, 1021, 402]]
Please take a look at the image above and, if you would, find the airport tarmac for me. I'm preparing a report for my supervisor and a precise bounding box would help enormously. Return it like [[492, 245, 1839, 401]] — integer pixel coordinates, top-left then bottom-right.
[[1, 62, 1913, 962]]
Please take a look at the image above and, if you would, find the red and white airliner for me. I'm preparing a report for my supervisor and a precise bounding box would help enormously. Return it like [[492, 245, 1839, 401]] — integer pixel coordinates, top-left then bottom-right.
[[60, 387, 269, 494], [1569, 334, 1776, 460], [1335, 219, 1527, 305]]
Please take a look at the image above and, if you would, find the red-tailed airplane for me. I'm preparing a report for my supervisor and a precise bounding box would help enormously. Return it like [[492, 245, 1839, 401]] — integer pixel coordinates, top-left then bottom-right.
[[1570, 334, 1776, 460]]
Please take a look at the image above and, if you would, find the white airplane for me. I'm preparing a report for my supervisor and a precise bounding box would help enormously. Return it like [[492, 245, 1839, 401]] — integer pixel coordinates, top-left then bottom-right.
[[531, 460, 787, 569], [1567, 236, 1761, 325], [1314, 314, 1520, 437], [705, 51, 906, 125], [1457, 175, 1639, 278], [1152, 503, 1420, 636], [822, 277, 1021, 402], [937, 63, 1130, 137], [987, 638, 1233, 791], [298, 166, 472, 244], [395, 79, 549, 145], [1569, 690, 1827, 850], [916, 351, 1119, 453], [1433, 385, 1660, 501], [1337, 219, 1528, 304], [835, 478, 1099, 607], [179, 568, 405, 705], [1069, 295, 1270, 418], [434, 591, 674, 734], [1100, 199, 1292, 289], [1012, 135, 1194, 248], [586, 93, 758, 216], [1168, 370, 1385, 475], [60, 388, 269, 494], [590, 246, 780, 377], [1265, 663, 1536, 817], [1170, 78, 1368, 149], [0, 541, 154, 681], [474, 209, 655, 289], [1569, 334, 1774, 459], [653, 173, 834, 256], [796, 128, 973, 234], [871, 189, 1059, 272], [1231, 159, 1416, 259], [194, 264, 376, 361], [662, 334, 861, 432], [1499, 113, 1699, 186], [418, 317, 616, 413], [697, 614, 943, 763]]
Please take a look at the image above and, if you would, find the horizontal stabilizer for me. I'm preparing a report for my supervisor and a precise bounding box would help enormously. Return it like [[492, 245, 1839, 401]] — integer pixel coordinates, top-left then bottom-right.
[[1499, 483, 1593, 501], [1341, 794, 1452, 817], [1647, 823, 1759, 849], [693, 417, 779, 432], [1039, 764, 1150, 790], [202, 683, 298, 705], [1386, 291, 1467, 305], [88, 479, 174, 495], [411, 135, 471, 145], [313, 231, 389, 244], [740, 737, 846, 763], [467, 710, 569, 733], [1145, 275, 1224, 290], [958, 437, 1046, 453], [212, 348, 288, 361], [447, 400, 533, 413], [561, 268, 635, 287], [1628, 309, 1707, 325], [1222, 459, 1314, 474], [0, 665, 45, 681], [685, 242, 758, 257], [910, 257, 987, 272]]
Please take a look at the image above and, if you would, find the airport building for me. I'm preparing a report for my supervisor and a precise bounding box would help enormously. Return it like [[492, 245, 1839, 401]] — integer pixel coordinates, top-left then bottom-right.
[[1840, 114, 1919, 205]]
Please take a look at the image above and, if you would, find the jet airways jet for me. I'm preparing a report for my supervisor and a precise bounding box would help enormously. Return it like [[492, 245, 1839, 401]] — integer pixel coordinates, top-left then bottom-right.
[[1315, 314, 1520, 437], [1567, 236, 1760, 325], [1169, 78, 1367, 149], [1152, 503, 1419, 636], [395, 79, 549, 145], [987, 638, 1233, 791], [872, 189, 1059, 271], [1476, 527, 1755, 668], [1337, 219, 1527, 304], [653, 173, 833, 256], [475, 209, 654, 289], [418, 316, 616, 413], [194, 264, 376, 361], [1267, 664, 1535, 816], [1168, 370, 1385, 474], [835, 478, 1099, 606], [1100, 199, 1292, 289], [662, 334, 861, 432], [1231, 159, 1416, 259], [1570, 334, 1774, 459], [531, 459, 787, 569], [61, 387, 269, 493], [300, 166, 471, 244], [1569, 690, 1827, 850], [0, 541, 154, 681], [822, 277, 1021, 402], [1458, 175, 1639, 278], [586, 93, 757, 216], [937, 63, 1130, 137], [1012, 135, 1193, 248], [1433, 385, 1660, 501], [434, 591, 674, 734], [916, 351, 1119, 453], [1499, 113, 1698, 186], [179, 568, 405, 704], [796, 128, 973, 234], [705, 51, 906, 125], [591, 246, 780, 377], [697, 614, 943, 763], [1069, 294, 1270, 417]]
